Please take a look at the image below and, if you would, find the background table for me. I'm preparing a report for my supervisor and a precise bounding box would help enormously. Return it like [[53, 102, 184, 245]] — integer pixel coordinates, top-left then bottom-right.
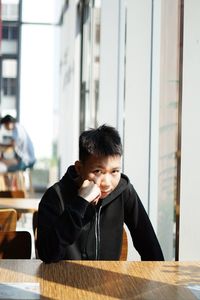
[[0, 260, 199, 299], [0, 198, 39, 213]]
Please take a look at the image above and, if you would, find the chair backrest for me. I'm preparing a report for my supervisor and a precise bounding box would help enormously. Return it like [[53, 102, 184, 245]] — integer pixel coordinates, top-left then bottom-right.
[[0, 171, 26, 195], [0, 190, 25, 198], [0, 231, 32, 259], [0, 190, 25, 221], [0, 209, 17, 231], [32, 211, 38, 237], [120, 227, 128, 261], [32, 211, 38, 258]]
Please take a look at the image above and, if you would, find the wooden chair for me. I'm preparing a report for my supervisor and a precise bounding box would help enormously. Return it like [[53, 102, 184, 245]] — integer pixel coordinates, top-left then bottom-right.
[[24, 167, 35, 196], [32, 211, 38, 258], [0, 189, 26, 221], [0, 190, 25, 198], [32, 211, 38, 237], [0, 231, 32, 259], [0, 171, 27, 199], [120, 227, 128, 261], [0, 208, 17, 231]]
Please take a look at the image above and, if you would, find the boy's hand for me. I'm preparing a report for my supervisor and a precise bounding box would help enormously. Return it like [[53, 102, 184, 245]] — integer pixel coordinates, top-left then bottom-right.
[[78, 179, 101, 204]]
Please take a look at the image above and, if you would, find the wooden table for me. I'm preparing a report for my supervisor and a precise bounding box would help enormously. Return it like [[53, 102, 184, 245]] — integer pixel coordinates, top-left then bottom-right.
[[0, 198, 39, 213], [0, 260, 199, 299]]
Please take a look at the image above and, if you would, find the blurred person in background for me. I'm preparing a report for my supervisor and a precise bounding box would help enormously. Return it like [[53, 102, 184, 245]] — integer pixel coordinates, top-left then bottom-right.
[[0, 115, 36, 173]]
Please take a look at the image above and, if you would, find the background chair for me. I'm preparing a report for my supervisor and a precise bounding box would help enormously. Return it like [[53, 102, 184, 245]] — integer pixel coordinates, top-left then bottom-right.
[[0, 231, 32, 258], [0, 190, 25, 198], [32, 211, 38, 258], [0, 171, 26, 194], [120, 227, 128, 261], [0, 208, 17, 231], [0, 189, 26, 221]]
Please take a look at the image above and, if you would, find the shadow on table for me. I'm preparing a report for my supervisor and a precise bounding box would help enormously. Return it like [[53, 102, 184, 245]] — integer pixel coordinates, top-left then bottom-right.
[[37, 261, 199, 299], [1, 261, 199, 299]]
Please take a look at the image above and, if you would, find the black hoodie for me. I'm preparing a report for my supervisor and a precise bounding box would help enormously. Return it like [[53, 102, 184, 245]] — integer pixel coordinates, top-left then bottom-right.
[[37, 165, 164, 263]]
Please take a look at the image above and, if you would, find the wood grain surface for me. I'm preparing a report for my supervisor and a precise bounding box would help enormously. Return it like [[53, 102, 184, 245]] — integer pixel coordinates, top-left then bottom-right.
[[0, 260, 199, 299]]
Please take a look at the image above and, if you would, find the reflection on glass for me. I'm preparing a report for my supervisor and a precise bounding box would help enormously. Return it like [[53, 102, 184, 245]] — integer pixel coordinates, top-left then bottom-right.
[[1, 0, 19, 22], [157, 0, 182, 260], [80, 0, 101, 132], [1, 59, 18, 117], [1, 0, 20, 118]]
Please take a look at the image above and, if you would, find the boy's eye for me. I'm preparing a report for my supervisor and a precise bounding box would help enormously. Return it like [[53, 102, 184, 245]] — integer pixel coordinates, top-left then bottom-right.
[[93, 169, 101, 175], [112, 169, 120, 174]]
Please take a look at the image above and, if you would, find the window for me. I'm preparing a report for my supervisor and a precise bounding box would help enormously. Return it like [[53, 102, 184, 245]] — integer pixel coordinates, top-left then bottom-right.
[[80, 0, 101, 132], [2, 3, 19, 21], [2, 59, 17, 78], [156, 0, 183, 260], [2, 78, 17, 96], [2, 24, 18, 40]]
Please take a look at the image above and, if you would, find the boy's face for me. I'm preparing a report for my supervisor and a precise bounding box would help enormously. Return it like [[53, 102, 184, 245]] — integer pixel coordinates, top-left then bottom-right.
[[76, 155, 121, 199]]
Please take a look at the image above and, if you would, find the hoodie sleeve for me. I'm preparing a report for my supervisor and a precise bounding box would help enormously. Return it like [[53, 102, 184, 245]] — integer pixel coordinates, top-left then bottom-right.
[[124, 184, 164, 261], [37, 186, 89, 263]]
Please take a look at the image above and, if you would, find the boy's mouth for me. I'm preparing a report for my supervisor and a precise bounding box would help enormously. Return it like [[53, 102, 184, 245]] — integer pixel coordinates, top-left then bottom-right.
[[100, 190, 111, 198]]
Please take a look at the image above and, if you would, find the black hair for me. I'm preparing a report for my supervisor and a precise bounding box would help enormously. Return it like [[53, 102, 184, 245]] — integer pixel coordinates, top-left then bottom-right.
[[79, 124, 123, 162], [0, 114, 16, 124]]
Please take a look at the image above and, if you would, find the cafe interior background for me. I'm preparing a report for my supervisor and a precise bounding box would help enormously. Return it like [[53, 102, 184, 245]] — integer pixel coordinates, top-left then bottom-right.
[[0, 0, 199, 262]]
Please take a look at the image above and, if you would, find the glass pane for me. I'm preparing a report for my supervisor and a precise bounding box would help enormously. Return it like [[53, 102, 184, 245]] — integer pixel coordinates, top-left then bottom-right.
[[22, 0, 57, 24], [157, 0, 182, 260], [2, 24, 18, 40], [2, 1, 19, 21], [80, 0, 101, 131], [2, 59, 17, 77]]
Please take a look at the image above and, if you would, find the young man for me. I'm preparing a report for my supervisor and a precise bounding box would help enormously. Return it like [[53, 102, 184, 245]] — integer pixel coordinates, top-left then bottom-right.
[[37, 124, 164, 262]]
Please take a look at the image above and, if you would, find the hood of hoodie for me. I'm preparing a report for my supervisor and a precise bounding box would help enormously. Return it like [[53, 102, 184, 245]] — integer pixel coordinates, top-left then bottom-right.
[[60, 165, 130, 207]]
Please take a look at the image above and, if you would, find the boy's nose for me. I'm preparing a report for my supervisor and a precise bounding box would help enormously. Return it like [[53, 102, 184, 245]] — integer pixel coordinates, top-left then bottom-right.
[[100, 173, 111, 186]]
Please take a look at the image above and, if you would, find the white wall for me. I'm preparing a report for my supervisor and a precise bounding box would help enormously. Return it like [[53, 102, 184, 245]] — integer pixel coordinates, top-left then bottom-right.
[[98, 0, 121, 128], [123, 0, 152, 260], [124, 0, 152, 212], [148, 0, 161, 233], [58, 2, 81, 176], [179, 0, 200, 260]]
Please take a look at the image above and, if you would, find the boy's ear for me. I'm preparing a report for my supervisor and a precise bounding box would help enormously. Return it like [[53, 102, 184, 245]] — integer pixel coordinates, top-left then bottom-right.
[[75, 160, 82, 175]]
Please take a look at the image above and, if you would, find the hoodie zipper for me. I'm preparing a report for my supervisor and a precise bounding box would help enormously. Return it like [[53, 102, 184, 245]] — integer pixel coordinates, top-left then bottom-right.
[[95, 205, 102, 259]]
